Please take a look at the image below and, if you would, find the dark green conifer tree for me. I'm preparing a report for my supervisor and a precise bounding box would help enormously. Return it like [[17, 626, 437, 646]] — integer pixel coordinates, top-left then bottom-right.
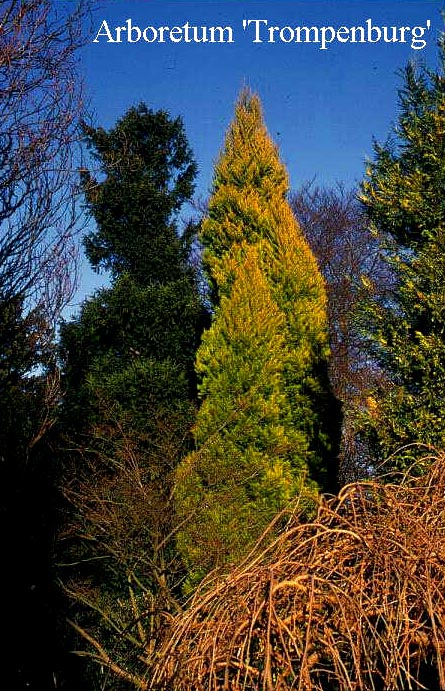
[[360, 38, 445, 470], [58, 104, 207, 684]]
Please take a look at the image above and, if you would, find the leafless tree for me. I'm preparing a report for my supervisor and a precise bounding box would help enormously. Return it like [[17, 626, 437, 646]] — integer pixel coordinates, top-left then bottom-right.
[[0, 0, 92, 459], [59, 395, 187, 688], [0, 6, 91, 687], [292, 183, 394, 483], [0, 0, 89, 329]]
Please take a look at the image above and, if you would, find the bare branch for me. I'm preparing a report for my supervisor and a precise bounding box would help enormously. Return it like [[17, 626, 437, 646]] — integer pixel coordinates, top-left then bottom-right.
[[0, 0, 89, 324]]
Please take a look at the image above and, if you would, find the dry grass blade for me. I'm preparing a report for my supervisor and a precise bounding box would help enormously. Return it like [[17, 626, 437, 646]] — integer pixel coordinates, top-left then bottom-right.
[[149, 451, 445, 690]]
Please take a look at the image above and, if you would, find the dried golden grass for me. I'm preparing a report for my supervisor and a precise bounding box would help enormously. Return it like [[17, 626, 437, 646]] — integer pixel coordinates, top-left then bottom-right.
[[149, 448, 445, 690]]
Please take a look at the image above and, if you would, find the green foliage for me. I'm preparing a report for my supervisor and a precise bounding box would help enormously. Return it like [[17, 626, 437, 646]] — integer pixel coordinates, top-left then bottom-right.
[[360, 38, 445, 468], [61, 272, 203, 432], [81, 103, 197, 282], [61, 103, 205, 424], [58, 104, 206, 685], [175, 91, 340, 585], [0, 296, 56, 468]]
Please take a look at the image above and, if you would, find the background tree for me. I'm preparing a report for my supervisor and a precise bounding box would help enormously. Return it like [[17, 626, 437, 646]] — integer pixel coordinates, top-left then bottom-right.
[[175, 90, 341, 586], [0, 0, 84, 314], [0, 1, 88, 688], [292, 184, 393, 483], [360, 38, 445, 470], [58, 104, 207, 687]]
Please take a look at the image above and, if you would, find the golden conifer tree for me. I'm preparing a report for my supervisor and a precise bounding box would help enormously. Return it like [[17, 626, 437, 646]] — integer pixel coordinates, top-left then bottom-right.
[[175, 90, 340, 585]]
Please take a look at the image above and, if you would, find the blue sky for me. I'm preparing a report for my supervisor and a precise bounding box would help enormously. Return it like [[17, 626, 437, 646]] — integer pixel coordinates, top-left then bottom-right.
[[71, 0, 444, 311]]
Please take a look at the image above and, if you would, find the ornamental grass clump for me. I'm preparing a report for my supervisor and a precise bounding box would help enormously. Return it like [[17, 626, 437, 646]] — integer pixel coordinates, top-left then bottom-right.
[[151, 447, 445, 691]]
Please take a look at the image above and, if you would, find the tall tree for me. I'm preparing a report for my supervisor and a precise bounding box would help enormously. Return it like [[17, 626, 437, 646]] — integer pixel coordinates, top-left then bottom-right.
[[0, 0, 84, 314], [58, 104, 207, 686], [175, 90, 341, 586], [292, 184, 393, 483], [360, 38, 445, 470], [0, 1, 88, 688]]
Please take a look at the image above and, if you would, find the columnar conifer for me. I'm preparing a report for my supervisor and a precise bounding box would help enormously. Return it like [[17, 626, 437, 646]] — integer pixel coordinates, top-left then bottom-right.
[[175, 91, 340, 584], [360, 41, 445, 469]]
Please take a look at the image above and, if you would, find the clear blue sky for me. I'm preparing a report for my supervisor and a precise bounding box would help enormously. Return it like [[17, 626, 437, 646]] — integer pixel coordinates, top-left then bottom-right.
[[71, 0, 444, 311]]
